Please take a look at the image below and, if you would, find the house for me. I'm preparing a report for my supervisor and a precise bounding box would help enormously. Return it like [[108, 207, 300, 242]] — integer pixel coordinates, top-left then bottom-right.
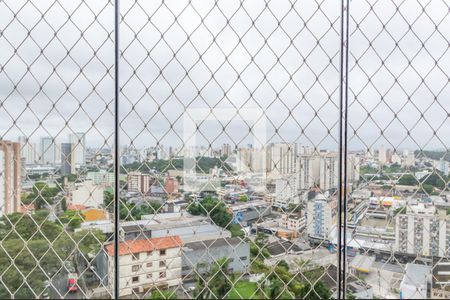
[[105, 236, 183, 297]]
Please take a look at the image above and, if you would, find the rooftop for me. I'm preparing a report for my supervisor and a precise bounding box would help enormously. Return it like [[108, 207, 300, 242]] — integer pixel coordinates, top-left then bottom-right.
[[105, 236, 183, 256], [184, 237, 244, 251], [402, 263, 431, 287]]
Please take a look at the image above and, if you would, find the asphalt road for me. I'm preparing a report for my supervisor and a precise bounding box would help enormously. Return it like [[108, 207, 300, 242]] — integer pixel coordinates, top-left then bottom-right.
[[50, 272, 84, 299]]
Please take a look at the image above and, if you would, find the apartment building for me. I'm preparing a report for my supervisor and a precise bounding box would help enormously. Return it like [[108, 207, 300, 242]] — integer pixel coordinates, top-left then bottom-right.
[[61, 142, 76, 175], [319, 153, 339, 191], [279, 213, 305, 232], [275, 177, 299, 208], [269, 143, 297, 175], [395, 204, 450, 257], [0, 140, 21, 217], [70, 180, 104, 208], [127, 171, 153, 194], [307, 194, 337, 239], [296, 154, 320, 191], [86, 170, 115, 187], [106, 236, 183, 297], [68, 132, 86, 166]]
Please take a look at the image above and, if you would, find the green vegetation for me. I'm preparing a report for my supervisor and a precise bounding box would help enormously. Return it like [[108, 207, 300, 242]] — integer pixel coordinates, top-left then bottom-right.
[[0, 210, 105, 299], [250, 233, 270, 260], [149, 289, 176, 299], [238, 194, 249, 202], [123, 157, 232, 174], [21, 182, 61, 209], [228, 281, 260, 299], [120, 201, 163, 221], [60, 210, 85, 230], [194, 258, 233, 299], [397, 174, 417, 186], [229, 223, 245, 238], [416, 150, 450, 162], [187, 196, 244, 236], [393, 207, 406, 216]]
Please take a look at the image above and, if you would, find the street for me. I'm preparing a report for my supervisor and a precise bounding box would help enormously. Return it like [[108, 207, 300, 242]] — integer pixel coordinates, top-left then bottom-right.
[[50, 271, 84, 299]]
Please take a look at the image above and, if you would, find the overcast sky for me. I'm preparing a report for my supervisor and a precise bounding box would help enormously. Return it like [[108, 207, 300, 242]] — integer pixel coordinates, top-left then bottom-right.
[[0, 0, 448, 153]]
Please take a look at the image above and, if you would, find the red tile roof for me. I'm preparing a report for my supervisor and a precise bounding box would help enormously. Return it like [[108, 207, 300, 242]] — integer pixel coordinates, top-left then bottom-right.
[[68, 204, 88, 211], [105, 236, 183, 256]]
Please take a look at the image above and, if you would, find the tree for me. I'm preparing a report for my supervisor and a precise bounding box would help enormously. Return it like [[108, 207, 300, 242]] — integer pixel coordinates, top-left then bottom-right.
[[61, 197, 67, 211], [397, 174, 417, 186], [194, 258, 232, 299], [422, 173, 446, 189], [422, 184, 434, 195], [298, 281, 332, 299], [27, 182, 60, 209], [60, 210, 85, 230], [187, 196, 233, 229], [149, 290, 176, 299], [103, 190, 114, 212], [239, 194, 249, 202], [267, 278, 284, 299]]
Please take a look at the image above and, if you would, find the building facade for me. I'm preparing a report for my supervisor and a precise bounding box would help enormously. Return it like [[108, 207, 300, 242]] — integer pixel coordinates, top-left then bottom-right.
[[306, 195, 337, 239], [127, 171, 152, 194], [68, 132, 86, 166], [106, 236, 183, 297], [275, 177, 298, 208], [39, 136, 56, 165], [296, 154, 320, 190], [319, 154, 338, 191], [0, 141, 21, 217], [181, 237, 250, 280], [61, 142, 76, 175], [395, 207, 450, 257]]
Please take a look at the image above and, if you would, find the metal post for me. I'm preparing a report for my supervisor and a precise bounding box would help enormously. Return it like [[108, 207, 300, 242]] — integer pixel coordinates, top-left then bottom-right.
[[114, 0, 120, 298]]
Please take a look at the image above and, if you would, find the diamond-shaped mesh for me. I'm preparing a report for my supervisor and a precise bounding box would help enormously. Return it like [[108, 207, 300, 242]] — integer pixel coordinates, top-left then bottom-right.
[[0, 0, 115, 298], [117, 0, 342, 298], [1, 0, 448, 299], [347, 0, 450, 299]]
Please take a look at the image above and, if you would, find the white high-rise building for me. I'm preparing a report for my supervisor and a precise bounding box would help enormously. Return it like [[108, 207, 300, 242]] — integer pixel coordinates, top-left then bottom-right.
[[18, 136, 37, 165], [319, 154, 339, 191], [0, 141, 21, 217], [392, 152, 402, 165], [378, 144, 386, 165], [296, 154, 320, 190], [269, 143, 297, 175], [251, 147, 266, 173], [348, 154, 361, 185], [69, 132, 86, 166], [438, 159, 449, 176], [403, 150, 415, 167], [395, 204, 450, 257], [275, 177, 299, 208], [39, 137, 57, 165]]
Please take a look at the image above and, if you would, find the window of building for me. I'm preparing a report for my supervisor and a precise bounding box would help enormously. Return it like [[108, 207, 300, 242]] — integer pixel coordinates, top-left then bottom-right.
[[146, 262, 152, 268], [159, 260, 166, 268], [159, 271, 166, 278], [146, 273, 152, 279], [159, 249, 166, 256], [239, 256, 247, 261], [132, 253, 139, 261], [147, 251, 152, 256], [132, 276, 139, 284], [132, 265, 139, 272]]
